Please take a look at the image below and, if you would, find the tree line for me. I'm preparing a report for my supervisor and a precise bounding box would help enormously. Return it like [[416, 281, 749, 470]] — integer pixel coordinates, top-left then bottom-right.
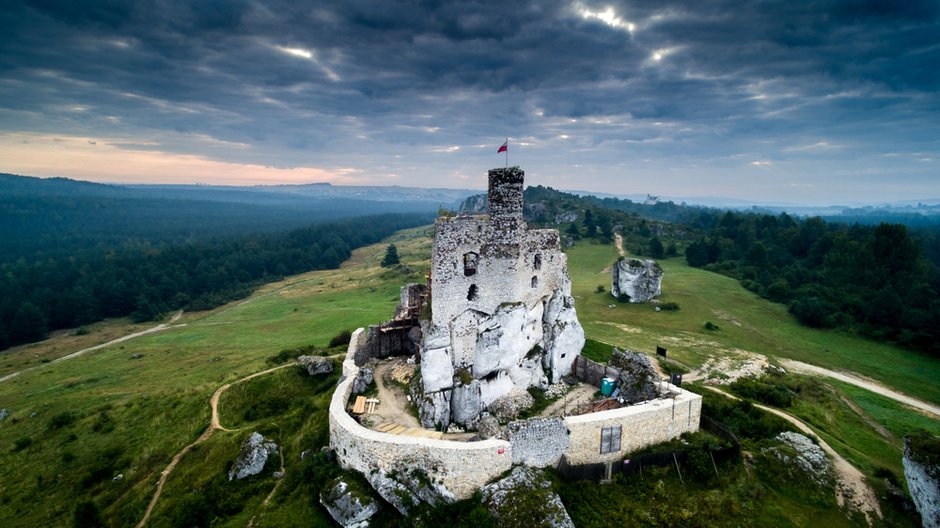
[[0, 213, 433, 350], [682, 212, 940, 355]]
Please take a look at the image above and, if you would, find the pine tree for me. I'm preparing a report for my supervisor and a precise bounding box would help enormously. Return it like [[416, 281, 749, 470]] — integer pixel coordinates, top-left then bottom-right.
[[381, 244, 400, 267]]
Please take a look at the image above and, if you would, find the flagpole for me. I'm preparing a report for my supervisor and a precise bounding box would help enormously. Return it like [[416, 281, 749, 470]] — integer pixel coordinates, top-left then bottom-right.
[[505, 137, 509, 168]]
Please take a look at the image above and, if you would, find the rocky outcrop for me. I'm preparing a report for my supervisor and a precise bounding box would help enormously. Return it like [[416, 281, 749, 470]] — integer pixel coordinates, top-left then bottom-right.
[[367, 467, 456, 516], [481, 466, 574, 528], [320, 477, 379, 528], [609, 349, 658, 404], [488, 389, 535, 422], [611, 258, 663, 303], [350, 367, 374, 395], [763, 432, 832, 487], [542, 288, 584, 383], [904, 433, 940, 528], [228, 432, 278, 480], [298, 355, 334, 376]]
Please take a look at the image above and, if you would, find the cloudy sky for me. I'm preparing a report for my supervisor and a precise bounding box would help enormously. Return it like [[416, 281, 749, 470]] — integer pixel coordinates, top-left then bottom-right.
[[1, 0, 938, 204]]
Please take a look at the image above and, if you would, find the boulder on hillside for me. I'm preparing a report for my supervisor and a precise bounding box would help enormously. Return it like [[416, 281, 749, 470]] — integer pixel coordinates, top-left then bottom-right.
[[228, 432, 278, 481], [611, 258, 663, 303], [298, 355, 334, 376], [368, 467, 456, 516], [609, 348, 658, 404], [481, 466, 574, 528], [320, 477, 379, 528]]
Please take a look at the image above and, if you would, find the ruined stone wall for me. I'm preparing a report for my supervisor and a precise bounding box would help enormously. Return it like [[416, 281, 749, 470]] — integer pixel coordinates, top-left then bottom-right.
[[330, 329, 513, 499], [430, 217, 568, 332], [562, 387, 702, 465], [508, 417, 570, 468]]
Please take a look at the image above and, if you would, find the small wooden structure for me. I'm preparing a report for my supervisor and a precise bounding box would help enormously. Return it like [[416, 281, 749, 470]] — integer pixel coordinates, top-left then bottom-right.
[[351, 396, 367, 414]]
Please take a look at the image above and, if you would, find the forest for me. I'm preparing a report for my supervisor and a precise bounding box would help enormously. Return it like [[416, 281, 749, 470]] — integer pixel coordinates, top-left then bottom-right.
[[513, 186, 940, 356], [0, 213, 432, 350]]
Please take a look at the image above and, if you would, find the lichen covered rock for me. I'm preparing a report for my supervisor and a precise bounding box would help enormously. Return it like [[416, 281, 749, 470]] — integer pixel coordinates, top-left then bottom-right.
[[320, 477, 379, 528], [481, 466, 574, 528], [763, 432, 832, 487], [298, 355, 334, 376], [228, 432, 278, 481], [609, 348, 658, 404], [611, 258, 663, 303], [351, 367, 374, 395], [367, 467, 456, 516]]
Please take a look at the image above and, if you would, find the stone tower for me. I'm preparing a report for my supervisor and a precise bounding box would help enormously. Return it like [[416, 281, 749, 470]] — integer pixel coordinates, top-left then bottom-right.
[[416, 167, 585, 430]]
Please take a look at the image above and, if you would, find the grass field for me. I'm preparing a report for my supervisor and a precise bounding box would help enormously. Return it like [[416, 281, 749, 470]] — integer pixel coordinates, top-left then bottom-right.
[[0, 226, 937, 526], [566, 241, 940, 405]]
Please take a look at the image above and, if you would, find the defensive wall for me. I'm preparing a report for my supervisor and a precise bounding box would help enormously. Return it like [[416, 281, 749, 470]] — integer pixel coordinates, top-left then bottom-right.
[[329, 327, 703, 498]]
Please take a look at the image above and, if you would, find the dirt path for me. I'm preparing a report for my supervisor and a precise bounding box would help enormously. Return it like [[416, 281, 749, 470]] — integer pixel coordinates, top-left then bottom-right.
[[0, 310, 185, 384], [136, 363, 293, 528], [779, 359, 940, 419], [704, 386, 882, 525], [540, 383, 597, 417], [370, 360, 422, 429]]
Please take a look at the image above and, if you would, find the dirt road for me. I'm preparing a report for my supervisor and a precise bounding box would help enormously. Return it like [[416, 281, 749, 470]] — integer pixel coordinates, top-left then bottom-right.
[[779, 359, 940, 418], [0, 310, 185, 383], [705, 386, 882, 525]]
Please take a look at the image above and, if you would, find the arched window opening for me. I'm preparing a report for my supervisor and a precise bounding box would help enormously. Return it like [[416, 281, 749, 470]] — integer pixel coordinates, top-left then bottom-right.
[[531, 276, 539, 288], [463, 252, 479, 276], [534, 253, 542, 270], [467, 284, 479, 301]]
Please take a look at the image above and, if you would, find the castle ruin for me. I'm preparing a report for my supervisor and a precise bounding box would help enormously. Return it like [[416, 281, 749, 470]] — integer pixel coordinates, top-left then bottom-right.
[[416, 166, 585, 429]]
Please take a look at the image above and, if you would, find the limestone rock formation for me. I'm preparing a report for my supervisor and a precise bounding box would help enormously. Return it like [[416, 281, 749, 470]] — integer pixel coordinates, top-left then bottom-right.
[[320, 477, 379, 528], [488, 388, 535, 422], [228, 432, 278, 480], [611, 258, 663, 303], [481, 466, 575, 528], [367, 467, 456, 516], [351, 367, 374, 395], [476, 414, 503, 439], [609, 348, 658, 404], [298, 355, 334, 376], [763, 432, 833, 487], [904, 433, 940, 528]]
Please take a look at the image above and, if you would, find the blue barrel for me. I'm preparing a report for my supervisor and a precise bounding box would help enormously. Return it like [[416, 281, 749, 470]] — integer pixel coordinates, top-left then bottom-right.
[[600, 377, 616, 396]]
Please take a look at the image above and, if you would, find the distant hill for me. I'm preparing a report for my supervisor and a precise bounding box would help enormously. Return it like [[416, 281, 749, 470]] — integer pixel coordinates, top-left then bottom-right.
[[0, 173, 464, 263]]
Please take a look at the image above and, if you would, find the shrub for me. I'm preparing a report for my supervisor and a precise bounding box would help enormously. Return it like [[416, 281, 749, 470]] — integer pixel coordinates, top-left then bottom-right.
[[328, 330, 353, 349], [729, 378, 793, 407], [704, 322, 720, 331], [72, 500, 104, 528], [659, 302, 680, 311], [595, 285, 605, 293], [13, 437, 32, 451], [49, 411, 76, 430]]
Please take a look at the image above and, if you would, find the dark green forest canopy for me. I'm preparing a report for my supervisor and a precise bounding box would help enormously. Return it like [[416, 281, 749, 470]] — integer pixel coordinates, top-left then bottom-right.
[[0, 212, 433, 350]]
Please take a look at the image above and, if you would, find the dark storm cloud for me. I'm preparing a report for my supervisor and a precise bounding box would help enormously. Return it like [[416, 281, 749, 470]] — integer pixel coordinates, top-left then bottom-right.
[[0, 0, 938, 201]]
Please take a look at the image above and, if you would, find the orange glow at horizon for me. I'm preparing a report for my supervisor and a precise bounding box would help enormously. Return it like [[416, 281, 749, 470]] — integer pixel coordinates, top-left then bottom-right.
[[0, 132, 361, 185]]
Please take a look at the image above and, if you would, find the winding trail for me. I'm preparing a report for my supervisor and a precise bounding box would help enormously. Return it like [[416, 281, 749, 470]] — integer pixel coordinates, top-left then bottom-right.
[[704, 386, 882, 525], [779, 359, 940, 418], [0, 310, 185, 383], [135, 363, 293, 528]]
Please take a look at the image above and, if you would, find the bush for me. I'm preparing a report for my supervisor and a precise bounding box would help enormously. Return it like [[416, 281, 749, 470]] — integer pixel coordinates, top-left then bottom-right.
[[72, 500, 104, 528], [49, 411, 77, 430], [659, 302, 680, 311], [595, 285, 605, 293], [729, 378, 794, 407], [704, 322, 720, 331], [13, 437, 32, 451], [328, 330, 353, 349]]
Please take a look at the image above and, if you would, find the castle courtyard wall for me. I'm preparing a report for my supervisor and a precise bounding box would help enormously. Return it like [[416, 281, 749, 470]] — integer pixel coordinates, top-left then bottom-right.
[[329, 329, 702, 497], [329, 329, 513, 499]]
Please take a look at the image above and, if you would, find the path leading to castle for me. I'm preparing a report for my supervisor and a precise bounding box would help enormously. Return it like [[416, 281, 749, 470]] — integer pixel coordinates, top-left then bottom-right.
[[0, 310, 185, 383], [705, 386, 882, 525], [778, 359, 940, 418]]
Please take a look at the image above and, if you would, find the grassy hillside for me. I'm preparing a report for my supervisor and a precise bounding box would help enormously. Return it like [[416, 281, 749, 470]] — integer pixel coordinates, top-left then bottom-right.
[[566, 241, 940, 405], [0, 228, 936, 526]]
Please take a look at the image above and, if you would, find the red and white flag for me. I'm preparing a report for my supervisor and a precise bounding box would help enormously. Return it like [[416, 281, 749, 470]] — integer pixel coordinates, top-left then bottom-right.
[[497, 139, 508, 153]]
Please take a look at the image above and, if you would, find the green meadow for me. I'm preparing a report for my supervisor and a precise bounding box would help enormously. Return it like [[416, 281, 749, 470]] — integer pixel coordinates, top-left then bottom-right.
[[0, 227, 936, 526]]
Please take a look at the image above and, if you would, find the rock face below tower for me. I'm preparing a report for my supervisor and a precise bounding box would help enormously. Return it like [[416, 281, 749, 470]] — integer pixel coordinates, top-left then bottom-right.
[[417, 167, 585, 430]]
